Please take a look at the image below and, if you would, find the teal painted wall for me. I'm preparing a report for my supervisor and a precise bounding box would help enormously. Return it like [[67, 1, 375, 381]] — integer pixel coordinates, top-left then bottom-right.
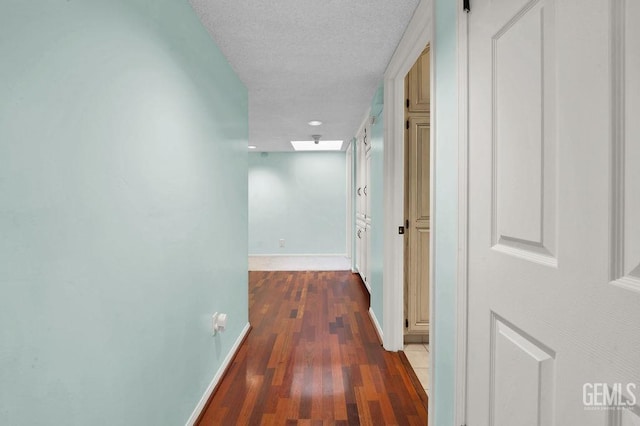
[[369, 85, 385, 326], [0, 1, 248, 425], [434, 0, 458, 424], [248, 152, 347, 255]]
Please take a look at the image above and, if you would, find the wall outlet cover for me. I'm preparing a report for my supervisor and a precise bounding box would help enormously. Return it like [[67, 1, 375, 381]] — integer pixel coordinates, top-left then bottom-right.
[[212, 312, 219, 335]]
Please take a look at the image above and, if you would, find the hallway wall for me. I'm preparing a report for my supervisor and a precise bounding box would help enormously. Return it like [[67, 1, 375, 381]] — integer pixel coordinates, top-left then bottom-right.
[[368, 85, 385, 327], [433, 0, 458, 424], [0, 1, 248, 424], [248, 152, 347, 255]]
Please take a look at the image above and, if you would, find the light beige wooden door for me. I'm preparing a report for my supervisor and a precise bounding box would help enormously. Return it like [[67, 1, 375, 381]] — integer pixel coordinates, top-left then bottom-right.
[[404, 45, 430, 339], [407, 46, 430, 114]]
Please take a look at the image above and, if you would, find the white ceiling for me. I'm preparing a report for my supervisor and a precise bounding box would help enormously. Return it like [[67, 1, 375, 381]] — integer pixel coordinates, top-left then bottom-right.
[[189, 0, 420, 151]]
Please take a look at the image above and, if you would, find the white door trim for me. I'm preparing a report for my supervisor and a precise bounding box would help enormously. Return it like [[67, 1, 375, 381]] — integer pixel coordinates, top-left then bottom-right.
[[382, 0, 432, 353], [455, 3, 469, 426]]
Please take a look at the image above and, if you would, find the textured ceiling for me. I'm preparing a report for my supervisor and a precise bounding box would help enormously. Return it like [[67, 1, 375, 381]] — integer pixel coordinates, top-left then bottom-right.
[[189, 0, 420, 151]]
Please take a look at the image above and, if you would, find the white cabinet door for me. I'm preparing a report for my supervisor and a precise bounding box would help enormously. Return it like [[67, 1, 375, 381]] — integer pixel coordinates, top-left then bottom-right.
[[355, 225, 361, 273], [361, 224, 368, 287], [365, 147, 371, 222], [354, 118, 372, 290], [356, 134, 366, 222], [355, 223, 367, 286], [466, 0, 640, 424], [364, 223, 370, 290]]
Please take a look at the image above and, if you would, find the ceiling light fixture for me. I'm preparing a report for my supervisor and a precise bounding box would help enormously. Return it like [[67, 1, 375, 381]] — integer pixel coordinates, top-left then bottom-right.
[[291, 136, 343, 151], [308, 120, 323, 126], [248, 145, 257, 149]]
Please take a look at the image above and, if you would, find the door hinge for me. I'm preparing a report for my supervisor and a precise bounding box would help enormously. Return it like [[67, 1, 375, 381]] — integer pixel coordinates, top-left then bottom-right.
[[405, 319, 409, 328], [406, 98, 410, 108], [406, 120, 410, 130], [463, 0, 470, 12], [405, 219, 409, 229]]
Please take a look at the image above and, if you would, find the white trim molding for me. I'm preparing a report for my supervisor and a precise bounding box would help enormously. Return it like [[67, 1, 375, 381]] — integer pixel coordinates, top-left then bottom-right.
[[185, 322, 251, 426], [248, 253, 349, 257], [382, 0, 432, 352], [368, 307, 384, 345], [456, 2, 469, 426]]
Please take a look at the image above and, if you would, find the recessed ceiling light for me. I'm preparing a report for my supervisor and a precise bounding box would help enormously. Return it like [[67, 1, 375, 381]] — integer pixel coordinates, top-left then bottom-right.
[[291, 140, 343, 151], [308, 120, 323, 126], [248, 145, 257, 149]]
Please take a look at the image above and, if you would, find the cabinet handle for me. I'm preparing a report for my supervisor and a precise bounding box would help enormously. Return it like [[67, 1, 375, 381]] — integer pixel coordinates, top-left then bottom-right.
[[357, 229, 362, 238], [364, 185, 367, 195], [357, 187, 362, 196]]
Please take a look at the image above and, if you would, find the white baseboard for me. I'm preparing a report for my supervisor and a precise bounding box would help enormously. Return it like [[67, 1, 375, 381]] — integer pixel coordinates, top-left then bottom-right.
[[185, 322, 251, 426], [248, 253, 348, 257], [368, 307, 384, 346]]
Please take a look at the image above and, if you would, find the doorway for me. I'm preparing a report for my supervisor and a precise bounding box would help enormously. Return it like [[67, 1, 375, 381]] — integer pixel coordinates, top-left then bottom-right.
[[403, 44, 431, 344]]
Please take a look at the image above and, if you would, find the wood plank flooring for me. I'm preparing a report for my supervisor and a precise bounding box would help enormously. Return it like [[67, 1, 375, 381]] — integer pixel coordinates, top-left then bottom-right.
[[197, 271, 427, 425]]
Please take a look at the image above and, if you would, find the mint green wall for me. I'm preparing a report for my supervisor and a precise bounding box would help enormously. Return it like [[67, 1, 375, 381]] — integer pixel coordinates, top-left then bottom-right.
[[249, 152, 346, 255], [0, 1, 248, 425], [434, 0, 458, 424], [369, 85, 385, 325]]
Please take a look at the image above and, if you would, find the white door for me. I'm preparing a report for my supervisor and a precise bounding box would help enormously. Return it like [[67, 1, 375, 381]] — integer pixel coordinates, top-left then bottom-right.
[[466, 0, 640, 425]]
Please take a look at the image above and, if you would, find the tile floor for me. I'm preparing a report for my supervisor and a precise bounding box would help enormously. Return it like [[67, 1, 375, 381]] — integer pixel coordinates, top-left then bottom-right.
[[249, 255, 352, 271], [404, 343, 429, 395]]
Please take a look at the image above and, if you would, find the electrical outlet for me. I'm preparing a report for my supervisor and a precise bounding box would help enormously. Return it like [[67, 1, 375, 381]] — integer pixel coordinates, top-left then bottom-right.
[[212, 312, 218, 335], [279, 239, 285, 248]]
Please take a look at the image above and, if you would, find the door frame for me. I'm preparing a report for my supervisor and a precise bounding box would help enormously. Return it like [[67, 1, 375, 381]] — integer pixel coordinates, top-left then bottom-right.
[[382, 0, 433, 420], [385, 1, 469, 423], [382, 0, 432, 351], [455, 2, 469, 426]]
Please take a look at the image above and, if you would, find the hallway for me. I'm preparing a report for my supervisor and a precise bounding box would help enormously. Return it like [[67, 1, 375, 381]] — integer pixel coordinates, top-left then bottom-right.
[[197, 271, 427, 425]]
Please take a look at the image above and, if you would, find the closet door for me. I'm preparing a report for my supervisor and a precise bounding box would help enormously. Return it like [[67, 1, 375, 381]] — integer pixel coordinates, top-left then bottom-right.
[[407, 46, 430, 114], [405, 115, 430, 336], [465, 0, 640, 424], [356, 134, 366, 222], [404, 44, 431, 339]]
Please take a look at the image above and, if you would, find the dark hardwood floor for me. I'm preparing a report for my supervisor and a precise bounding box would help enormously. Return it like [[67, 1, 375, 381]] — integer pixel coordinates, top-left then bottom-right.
[[197, 271, 427, 425]]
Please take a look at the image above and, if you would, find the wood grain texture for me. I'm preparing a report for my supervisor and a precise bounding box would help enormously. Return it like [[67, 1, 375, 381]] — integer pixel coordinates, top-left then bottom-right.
[[404, 45, 431, 339], [197, 271, 428, 425]]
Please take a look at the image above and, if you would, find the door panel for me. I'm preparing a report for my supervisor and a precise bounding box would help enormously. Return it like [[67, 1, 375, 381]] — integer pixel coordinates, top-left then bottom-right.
[[614, 0, 640, 290], [466, 0, 640, 425], [490, 314, 555, 426], [407, 46, 430, 113], [417, 122, 430, 221], [492, 0, 556, 265], [355, 121, 371, 287], [356, 135, 365, 222], [414, 228, 429, 327]]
